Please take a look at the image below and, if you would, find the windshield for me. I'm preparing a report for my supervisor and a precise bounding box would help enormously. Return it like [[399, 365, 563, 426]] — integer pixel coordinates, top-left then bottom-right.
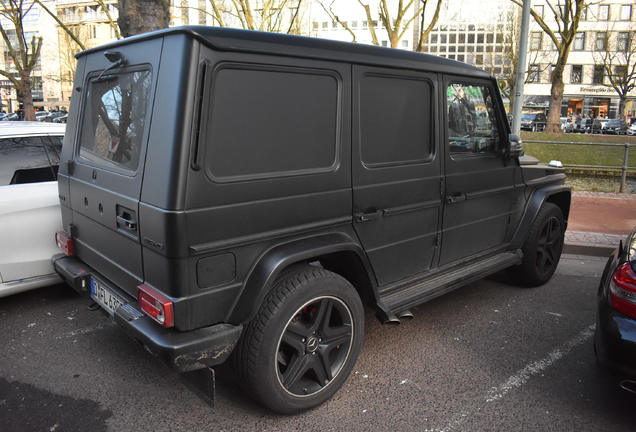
[[79, 69, 152, 172]]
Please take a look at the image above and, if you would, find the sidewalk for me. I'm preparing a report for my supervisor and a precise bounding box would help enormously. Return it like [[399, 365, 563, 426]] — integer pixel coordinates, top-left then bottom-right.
[[564, 191, 636, 256]]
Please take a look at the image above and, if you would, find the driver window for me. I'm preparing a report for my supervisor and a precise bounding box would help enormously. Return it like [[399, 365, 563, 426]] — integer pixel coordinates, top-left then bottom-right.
[[446, 83, 499, 155]]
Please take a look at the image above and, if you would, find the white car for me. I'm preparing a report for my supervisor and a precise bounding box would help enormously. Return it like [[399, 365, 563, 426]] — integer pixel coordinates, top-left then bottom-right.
[[0, 121, 65, 297], [627, 123, 636, 136]]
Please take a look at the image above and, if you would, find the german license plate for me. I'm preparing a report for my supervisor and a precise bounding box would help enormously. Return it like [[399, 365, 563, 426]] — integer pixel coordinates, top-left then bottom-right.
[[90, 279, 125, 315]]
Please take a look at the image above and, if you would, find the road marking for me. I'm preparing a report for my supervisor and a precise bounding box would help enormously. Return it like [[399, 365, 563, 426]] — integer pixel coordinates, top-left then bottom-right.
[[432, 324, 596, 432]]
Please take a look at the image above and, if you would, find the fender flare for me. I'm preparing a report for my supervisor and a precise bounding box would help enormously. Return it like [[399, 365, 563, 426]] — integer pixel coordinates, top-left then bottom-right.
[[510, 185, 571, 250], [227, 231, 376, 324]]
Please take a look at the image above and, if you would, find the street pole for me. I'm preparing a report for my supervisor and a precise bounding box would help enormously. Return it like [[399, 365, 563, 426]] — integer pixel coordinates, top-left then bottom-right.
[[511, 0, 532, 136]]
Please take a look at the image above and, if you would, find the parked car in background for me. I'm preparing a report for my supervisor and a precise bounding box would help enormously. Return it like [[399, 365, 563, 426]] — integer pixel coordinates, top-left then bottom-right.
[[602, 119, 629, 135], [574, 118, 593, 133], [52, 113, 68, 123], [42, 111, 67, 123], [0, 122, 65, 297], [35, 111, 50, 122], [2, 113, 19, 121], [627, 124, 636, 136], [560, 117, 574, 133], [595, 227, 636, 394], [520, 112, 547, 132], [590, 119, 605, 134]]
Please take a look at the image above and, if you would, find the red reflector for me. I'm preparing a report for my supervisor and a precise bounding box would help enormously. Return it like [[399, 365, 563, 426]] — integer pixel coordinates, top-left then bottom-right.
[[55, 231, 75, 256], [137, 284, 174, 328], [609, 262, 636, 319]]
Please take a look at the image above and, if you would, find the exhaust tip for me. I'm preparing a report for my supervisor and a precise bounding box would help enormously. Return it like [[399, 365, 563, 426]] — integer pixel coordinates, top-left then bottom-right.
[[398, 310, 414, 320], [619, 380, 636, 395]]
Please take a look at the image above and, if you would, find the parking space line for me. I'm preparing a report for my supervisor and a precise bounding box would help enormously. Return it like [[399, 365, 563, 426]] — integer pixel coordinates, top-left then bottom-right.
[[432, 323, 596, 432]]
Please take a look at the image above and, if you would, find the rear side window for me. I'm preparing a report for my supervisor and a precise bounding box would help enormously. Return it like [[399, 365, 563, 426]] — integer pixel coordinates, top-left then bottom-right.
[[79, 69, 152, 172], [359, 73, 433, 167], [204, 65, 339, 181], [0, 135, 63, 185]]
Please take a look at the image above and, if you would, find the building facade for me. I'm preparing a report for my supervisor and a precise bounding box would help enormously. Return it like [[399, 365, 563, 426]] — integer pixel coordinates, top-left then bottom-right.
[[524, 0, 636, 119]]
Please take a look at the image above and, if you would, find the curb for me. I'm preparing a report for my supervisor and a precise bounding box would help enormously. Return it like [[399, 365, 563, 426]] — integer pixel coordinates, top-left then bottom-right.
[[563, 242, 615, 257]]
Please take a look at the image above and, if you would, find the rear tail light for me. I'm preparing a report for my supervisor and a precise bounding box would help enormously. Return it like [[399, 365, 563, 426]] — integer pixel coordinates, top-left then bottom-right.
[[609, 262, 636, 319], [137, 284, 174, 328], [55, 231, 75, 256]]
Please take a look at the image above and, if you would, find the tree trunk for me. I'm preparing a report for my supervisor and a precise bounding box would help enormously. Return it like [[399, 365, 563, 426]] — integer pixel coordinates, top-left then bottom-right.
[[16, 78, 35, 121], [546, 63, 566, 133], [118, 0, 170, 37], [618, 96, 626, 120]]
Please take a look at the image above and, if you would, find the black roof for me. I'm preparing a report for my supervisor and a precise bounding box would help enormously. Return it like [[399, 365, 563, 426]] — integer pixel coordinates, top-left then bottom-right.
[[78, 26, 491, 78]]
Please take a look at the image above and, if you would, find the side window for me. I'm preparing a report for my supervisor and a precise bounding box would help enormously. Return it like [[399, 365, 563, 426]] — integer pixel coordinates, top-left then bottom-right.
[[205, 65, 339, 181], [0, 136, 62, 185], [446, 83, 500, 155], [359, 73, 433, 167]]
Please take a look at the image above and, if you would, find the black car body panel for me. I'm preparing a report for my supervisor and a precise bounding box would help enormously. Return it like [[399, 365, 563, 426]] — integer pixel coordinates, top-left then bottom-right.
[[595, 228, 636, 379], [55, 27, 570, 372]]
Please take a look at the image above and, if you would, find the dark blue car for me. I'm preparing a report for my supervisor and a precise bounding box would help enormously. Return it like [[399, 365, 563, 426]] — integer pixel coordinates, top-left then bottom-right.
[[595, 227, 636, 393]]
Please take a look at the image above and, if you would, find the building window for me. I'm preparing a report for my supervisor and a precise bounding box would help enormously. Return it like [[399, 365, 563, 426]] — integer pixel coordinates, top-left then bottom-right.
[[198, 0, 206, 25], [351, 20, 358, 28], [477, 33, 484, 43], [620, 5, 632, 21], [593, 65, 605, 84], [459, 34, 465, 43], [401, 40, 408, 48], [598, 4, 610, 21], [530, 32, 542, 50], [534, 5, 544, 18], [573, 32, 585, 50], [486, 33, 494, 43], [430, 34, 438, 43], [467, 33, 475, 43], [312, 21, 318, 31], [322, 21, 328, 30], [381, 40, 388, 47], [594, 32, 607, 50], [449, 34, 456, 43], [617, 32, 630, 51], [441, 34, 447, 43], [614, 65, 628, 80], [571, 65, 582, 84], [362, 20, 368, 28], [332, 21, 337, 29], [528, 64, 540, 83]]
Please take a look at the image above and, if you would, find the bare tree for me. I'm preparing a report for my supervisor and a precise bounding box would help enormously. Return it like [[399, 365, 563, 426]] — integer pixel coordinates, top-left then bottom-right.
[[510, 0, 587, 132], [204, 0, 304, 34], [319, 0, 443, 49], [593, 29, 636, 119], [118, 0, 170, 37], [0, 0, 42, 120]]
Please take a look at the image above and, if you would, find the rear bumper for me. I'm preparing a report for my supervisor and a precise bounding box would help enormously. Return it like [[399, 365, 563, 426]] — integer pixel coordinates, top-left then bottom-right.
[[52, 254, 242, 372], [595, 307, 636, 380]]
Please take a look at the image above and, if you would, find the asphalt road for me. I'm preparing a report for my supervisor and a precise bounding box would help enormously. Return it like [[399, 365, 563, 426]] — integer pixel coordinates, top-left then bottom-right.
[[2, 254, 635, 432]]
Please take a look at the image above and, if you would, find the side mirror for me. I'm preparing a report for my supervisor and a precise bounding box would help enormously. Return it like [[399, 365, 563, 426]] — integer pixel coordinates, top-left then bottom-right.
[[508, 134, 523, 158]]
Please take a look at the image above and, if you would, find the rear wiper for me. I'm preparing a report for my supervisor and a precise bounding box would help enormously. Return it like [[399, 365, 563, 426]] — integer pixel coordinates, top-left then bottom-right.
[[94, 51, 126, 82]]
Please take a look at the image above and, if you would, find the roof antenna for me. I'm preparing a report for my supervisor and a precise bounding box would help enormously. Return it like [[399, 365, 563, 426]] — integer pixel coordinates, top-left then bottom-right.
[[95, 51, 126, 81]]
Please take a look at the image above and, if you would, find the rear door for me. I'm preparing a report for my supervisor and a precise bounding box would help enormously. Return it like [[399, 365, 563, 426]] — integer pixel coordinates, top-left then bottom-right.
[[64, 39, 161, 295], [352, 65, 441, 287]]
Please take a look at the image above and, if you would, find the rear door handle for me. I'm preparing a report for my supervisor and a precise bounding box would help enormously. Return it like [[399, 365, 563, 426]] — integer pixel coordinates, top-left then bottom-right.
[[354, 210, 381, 223], [446, 193, 467, 204]]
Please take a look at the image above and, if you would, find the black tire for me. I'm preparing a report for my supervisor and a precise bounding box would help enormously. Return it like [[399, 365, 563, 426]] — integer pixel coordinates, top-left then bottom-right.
[[233, 265, 364, 414], [509, 203, 565, 287]]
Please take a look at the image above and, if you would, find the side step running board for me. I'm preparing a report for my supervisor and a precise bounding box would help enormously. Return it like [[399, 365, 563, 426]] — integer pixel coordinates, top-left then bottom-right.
[[380, 251, 522, 314]]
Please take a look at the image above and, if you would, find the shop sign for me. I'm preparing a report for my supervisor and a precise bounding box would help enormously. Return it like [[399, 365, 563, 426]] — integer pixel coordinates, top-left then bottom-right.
[[579, 86, 614, 94]]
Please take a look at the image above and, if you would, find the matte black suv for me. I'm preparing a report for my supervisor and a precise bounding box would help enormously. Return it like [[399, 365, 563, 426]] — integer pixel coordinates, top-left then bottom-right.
[[53, 27, 570, 414]]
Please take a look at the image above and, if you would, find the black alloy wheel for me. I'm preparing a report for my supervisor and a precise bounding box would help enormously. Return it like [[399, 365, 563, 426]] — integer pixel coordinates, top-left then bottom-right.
[[233, 265, 364, 414], [276, 296, 353, 397], [534, 215, 563, 278], [510, 203, 565, 287]]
